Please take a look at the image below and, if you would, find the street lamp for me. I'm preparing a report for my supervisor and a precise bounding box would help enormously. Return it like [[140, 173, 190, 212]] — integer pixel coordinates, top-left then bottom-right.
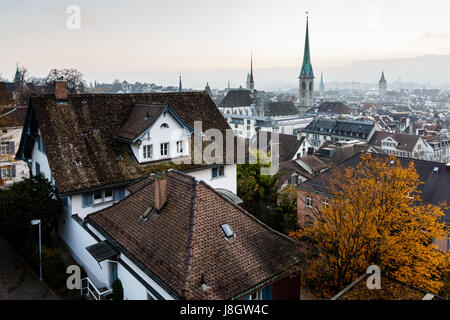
[[30, 219, 42, 281]]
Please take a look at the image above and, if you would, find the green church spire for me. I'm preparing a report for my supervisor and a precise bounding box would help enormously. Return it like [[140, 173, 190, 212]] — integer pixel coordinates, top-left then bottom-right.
[[14, 62, 21, 84], [299, 14, 314, 79]]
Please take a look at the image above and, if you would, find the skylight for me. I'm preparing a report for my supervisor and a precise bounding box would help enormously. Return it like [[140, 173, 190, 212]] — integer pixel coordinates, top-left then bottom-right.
[[140, 206, 154, 221], [221, 223, 235, 239]]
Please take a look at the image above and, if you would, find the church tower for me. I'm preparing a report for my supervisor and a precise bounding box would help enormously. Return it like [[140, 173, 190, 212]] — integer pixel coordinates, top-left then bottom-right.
[[378, 70, 387, 96], [178, 73, 183, 92], [319, 71, 325, 96], [298, 14, 314, 114], [246, 53, 255, 92], [14, 62, 21, 86]]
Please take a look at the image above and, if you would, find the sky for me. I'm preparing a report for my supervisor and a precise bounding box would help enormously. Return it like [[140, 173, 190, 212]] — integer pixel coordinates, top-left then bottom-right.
[[1, 0, 450, 89]]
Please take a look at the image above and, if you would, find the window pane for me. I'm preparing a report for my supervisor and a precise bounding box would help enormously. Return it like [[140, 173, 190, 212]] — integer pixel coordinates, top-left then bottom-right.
[[94, 191, 102, 204]]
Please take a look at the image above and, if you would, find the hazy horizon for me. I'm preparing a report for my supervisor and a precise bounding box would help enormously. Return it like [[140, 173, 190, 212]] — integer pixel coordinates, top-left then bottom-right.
[[1, 0, 450, 89]]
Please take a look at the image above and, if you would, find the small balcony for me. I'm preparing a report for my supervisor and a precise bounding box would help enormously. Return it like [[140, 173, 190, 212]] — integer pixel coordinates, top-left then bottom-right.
[[80, 277, 113, 300]]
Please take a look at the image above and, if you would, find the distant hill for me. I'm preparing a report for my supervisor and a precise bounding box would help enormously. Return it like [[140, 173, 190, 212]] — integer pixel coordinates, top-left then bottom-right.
[[85, 55, 450, 91], [324, 55, 450, 85]]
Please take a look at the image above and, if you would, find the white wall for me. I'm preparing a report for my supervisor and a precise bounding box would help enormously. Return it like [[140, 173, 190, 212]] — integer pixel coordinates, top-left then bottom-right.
[[58, 207, 110, 289], [0, 126, 29, 186], [188, 164, 237, 194], [31, 129, 53, 182], [131, 111, 191, 163]]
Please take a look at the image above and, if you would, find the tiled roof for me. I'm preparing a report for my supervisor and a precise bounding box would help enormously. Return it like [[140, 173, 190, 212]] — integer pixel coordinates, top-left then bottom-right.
[[252, 133, 304, 163], [369, 131, 420, 153], [331, 273, 444, 300], [116, 103, 167, 141], [87, 170, 304, 300], [265, 102, 297, 117], [18, 92, 244, 194], [218, 90, 253, 108], [307, 102, 351, 115], [301, 152, 450, 224], [298, 155, 329, 172], [0, 106, 27, 127]]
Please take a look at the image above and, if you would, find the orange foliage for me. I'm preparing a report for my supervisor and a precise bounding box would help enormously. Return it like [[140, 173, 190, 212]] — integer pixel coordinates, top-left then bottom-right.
[[290, 154, 450, 298]]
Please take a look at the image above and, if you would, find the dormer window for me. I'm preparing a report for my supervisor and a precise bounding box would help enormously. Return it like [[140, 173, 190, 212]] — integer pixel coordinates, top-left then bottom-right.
[[160, 123, 169, 129]]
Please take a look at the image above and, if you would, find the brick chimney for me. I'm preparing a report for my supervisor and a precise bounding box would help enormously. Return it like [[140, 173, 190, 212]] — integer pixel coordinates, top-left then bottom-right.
[[154, 173, 167, 211], [54, 78, 68, 102]]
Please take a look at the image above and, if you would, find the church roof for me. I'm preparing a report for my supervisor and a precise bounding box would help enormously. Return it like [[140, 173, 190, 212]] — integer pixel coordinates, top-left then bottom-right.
[[379, 71, 387, 83]]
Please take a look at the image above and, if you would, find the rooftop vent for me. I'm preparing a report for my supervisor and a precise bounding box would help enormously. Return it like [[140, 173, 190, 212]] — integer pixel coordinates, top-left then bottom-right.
[[433, 167, 439, 173], [221, 223, 235, 239]]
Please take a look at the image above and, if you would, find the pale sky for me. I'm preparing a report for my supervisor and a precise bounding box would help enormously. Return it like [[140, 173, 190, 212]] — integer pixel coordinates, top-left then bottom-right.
[[1, 0, 449, 88]]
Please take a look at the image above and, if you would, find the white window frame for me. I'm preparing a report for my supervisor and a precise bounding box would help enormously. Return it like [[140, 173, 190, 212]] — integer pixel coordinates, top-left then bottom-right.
[[143, 144, 153, 159], [0, 142, 10, 155], [249, 290, 262, 300], [305, 196, 313, 208], [160, 142, 169, 157], [212, 165, 225, 179], [176, 141, 183, 154], [104, 188, 113, 202]]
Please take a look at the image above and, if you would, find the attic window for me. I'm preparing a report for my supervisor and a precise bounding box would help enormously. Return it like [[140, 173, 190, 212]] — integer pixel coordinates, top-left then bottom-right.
[[221, 223, 235, 239], [160, 123, 169, 129]]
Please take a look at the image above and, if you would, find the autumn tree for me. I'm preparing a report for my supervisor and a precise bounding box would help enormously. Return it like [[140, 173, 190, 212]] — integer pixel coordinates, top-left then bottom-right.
[[237, 150, 297, 234], [46, 68, 86, 93], [290, 154, 450, 298]]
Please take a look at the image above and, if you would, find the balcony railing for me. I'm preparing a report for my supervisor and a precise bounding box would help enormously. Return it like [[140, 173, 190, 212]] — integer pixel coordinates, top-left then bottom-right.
[[80, 277, 113, 300]]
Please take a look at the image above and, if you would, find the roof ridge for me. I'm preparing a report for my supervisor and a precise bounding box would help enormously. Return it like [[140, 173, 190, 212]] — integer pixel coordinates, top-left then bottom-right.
[[181, 178, 199, 299]]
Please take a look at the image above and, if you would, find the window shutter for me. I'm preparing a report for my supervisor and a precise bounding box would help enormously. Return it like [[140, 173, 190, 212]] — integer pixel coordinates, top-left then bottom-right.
[[262, 285, 273, 300], [9, 141, 15, 154], [11, 165, 16, 177], [82, 193, 93, 208]]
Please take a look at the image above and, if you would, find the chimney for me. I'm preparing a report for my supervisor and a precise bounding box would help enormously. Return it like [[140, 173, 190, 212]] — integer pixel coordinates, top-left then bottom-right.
[[154, 173, 167, 211], [54, 78, 68, 102]]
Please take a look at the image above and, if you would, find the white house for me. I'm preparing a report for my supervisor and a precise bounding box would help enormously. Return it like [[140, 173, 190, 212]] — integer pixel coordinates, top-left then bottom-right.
[[0, 106, 29, 187], [17, 83, 304, 300]]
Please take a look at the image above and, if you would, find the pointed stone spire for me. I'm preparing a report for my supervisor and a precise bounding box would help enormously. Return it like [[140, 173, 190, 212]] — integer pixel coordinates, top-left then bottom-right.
[[178, 73, 182, 92], [249, 52, 254, 90], [299, 13, 314, 79], [319, 71, 325, 94], [379, 70, 386, 83]]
